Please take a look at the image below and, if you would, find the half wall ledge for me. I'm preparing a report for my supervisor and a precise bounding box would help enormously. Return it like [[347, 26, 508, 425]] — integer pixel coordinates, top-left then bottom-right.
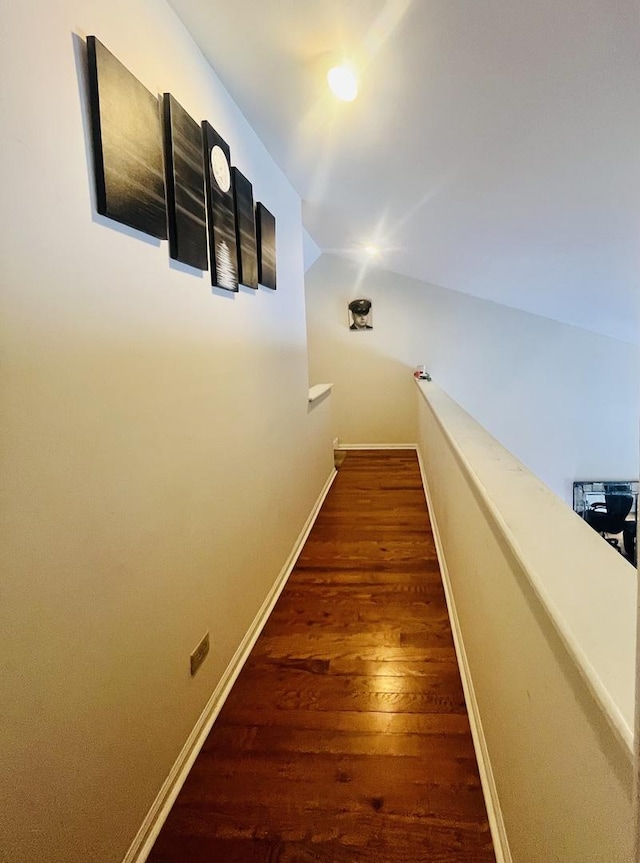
[[415, 377, 637, 863], [415, 377, 636, 753], [308, 383, 333, 403]]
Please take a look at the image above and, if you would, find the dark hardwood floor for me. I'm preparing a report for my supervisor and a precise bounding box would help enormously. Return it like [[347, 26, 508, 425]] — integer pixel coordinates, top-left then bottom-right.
[[147, 449, 496, 863]]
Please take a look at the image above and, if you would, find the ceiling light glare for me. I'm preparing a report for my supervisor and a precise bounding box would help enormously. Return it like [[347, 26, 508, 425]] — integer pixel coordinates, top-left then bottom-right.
[[365, 245, 379, 256], [327, 65, 358, 102]]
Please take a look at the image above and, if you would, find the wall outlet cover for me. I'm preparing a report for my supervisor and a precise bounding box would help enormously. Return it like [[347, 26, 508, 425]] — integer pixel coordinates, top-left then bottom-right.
[[190, 631, 210, 676]]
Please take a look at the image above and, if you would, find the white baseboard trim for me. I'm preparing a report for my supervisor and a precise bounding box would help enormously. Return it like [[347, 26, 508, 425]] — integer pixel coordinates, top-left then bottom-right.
[[336, 442, 418, 450], [123, 467, 339, 863], [415, 448, 512, 863]]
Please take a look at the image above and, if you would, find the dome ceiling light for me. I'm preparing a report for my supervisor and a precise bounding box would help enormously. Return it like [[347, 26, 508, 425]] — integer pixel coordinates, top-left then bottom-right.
[[327, 64, 358, 101]]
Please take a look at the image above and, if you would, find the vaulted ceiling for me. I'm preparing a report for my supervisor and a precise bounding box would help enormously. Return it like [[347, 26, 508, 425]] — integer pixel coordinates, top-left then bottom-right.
[[168, 0, 640, 342]]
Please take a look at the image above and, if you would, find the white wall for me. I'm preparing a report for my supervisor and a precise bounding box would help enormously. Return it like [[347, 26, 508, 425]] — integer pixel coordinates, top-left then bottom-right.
[[306, 253, 639, 500], [416, 383, 636, 863], [0, 2, 332, 862]]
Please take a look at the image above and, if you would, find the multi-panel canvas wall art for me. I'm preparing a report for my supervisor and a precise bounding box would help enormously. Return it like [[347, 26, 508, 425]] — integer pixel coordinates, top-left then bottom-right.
[[201, 121, 239, 291], [162, 94, 208, 270], [256, 203, 277, 290], [85, 36, 277, 294], [86, 36, 167, 239], [232, 168, 258, 289]]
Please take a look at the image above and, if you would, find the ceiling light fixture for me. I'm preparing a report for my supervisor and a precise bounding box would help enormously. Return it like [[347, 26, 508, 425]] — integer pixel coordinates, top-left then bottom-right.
[[327, 64, 358, 102]]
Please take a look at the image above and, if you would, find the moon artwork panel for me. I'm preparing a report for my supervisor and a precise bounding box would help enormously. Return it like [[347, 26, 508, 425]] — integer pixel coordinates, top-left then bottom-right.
[[86, 36, 167, 239], [256, 203, 277, 290], [201, 120, 239, 291], [162, 94, 208, 270], [232, 168, 258, 289]]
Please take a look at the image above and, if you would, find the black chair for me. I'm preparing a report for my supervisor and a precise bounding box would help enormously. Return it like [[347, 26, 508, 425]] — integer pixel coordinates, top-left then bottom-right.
[[585, 494, 634, 551], [623, 519, 637, 565]]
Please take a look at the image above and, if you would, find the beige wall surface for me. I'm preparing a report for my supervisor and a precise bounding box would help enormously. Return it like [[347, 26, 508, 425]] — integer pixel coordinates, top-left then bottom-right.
[[0, 1, 332, 861], [305, 253, 639, 500]]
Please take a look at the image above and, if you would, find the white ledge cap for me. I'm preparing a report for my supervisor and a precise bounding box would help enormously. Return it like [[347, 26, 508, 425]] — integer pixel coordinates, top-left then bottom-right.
[[308, 383, 334, 403]]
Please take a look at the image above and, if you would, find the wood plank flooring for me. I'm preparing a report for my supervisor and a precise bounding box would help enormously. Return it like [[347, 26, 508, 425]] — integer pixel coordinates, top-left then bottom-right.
[[147, 449, 495, 863]]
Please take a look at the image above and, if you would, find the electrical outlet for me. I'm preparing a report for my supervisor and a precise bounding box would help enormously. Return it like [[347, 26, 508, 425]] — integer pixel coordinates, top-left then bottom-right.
[[190, 631, 210, 676]]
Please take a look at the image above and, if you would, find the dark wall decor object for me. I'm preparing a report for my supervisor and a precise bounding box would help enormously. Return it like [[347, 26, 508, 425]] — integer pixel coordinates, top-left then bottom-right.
[[201, 120, 239, 291], [231, 168, 258, 289], [162, 94, 208, 270], [86, 36, 167, 239], [84, 35, 278, 293], [256, 202, 277, 290], [348, 298, 373, 330]]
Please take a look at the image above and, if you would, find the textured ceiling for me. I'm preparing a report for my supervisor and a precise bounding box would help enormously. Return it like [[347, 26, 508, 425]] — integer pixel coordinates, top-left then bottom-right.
[[168, 0, 640, 341]]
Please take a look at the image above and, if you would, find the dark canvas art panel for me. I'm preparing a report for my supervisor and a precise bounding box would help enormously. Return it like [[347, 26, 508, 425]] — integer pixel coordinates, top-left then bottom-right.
[[86, 36, 167, 239], [231, 168, 258, 288], [201, 120, 238, 291], [256, 203, 277, 290], [162, 94, 208, 270]]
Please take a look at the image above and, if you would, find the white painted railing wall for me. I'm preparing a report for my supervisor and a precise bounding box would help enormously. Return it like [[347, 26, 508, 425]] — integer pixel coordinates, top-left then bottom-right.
[[416, 380, 636, 863]]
